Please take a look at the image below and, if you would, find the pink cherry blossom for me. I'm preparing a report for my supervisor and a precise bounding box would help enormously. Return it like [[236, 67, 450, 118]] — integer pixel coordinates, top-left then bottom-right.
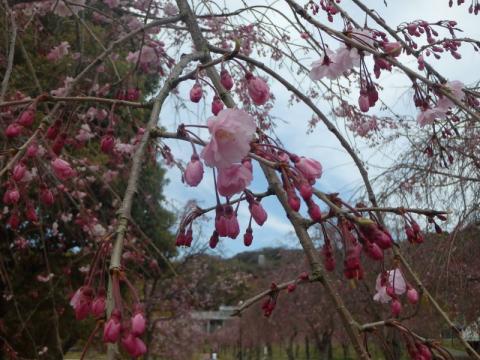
[[373, 269, 407, 303], [201, 109, 256, 168], [309, 49, 342, 80], [294, 156, 323, 184], [407, 287, 419, 304], [52, 0, 85, 17], [184, 154, 204, 187], [217, 163, 253, 197], [17, 106, 36, 127], [46, 42, 70, 62]]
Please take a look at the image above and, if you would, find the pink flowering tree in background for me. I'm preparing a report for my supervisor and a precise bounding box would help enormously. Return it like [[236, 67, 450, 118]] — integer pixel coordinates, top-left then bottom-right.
[[1, 0, 480, 358]]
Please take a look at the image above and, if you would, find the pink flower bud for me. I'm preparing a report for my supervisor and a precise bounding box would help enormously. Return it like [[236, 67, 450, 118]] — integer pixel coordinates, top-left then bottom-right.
[[209, 231, 219, 249], [407, 287, 419, 304], [189, 82, 203, 103], [51, 158, 75, 180], [211, 95, 224, 115], [46, 121, 61, 140], [25, 203, 38, 222], [3, 188, 20, 205], [358, 94, 370, 112], [40, 188, 55, 206], [220, 69, 234, 90], [249, 201, 267, 226], [6, 123, 23, 138], [184, 228, 193, 247], [322, 245, 336, 272], [215, 207, 228, 237], [103, 309, 122, 343], [246, 73, 270, 106], [364, 242, 384, 261], [17, 106, 36, 127], [131, 306, 146, 336], [69, 286, 93, 320], [391, 299, 402, 317], [101, 134, 115, 153], [184, 154, 204, 187], [287, 283, 296, 293], [121, 332, 147, 358], [225, 208, 240, 239], [52, 133, 67, 155], [92, 292, 106, 318], [287, 192, 301, 212], [299, 182, 313, 200], [26, 143, 39, 157], [243, 228, 253, 246], [127, 88, 140, 101], [8, 212, 20, 229], [307, 199, 322, 223], [12, 163, 27, 182], [383, 42, 402, 57]]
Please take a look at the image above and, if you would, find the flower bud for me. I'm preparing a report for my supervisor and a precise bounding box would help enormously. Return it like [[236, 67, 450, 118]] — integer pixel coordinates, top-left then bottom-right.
[[184, 154, 204, 187], [358, 94, 370, 112], [103, 309, 122, 343], [12, 163, 27, 182], [243, 228, 253, 246], [220, 69, 234, 90], [131, 306, 146, 336], [101, 134, 115, 153], [17, 106, 36, 127], [246, 72, 270, 105], [407, 287, 419, 304], [189, 82, 202, 103], [6, 123, 23, 138], [211, 95, 224, 115], [209, 230, 219, 249], [92, 292, 106, 318], [391, 299, 402, 317], [249, 201, 267, 226]]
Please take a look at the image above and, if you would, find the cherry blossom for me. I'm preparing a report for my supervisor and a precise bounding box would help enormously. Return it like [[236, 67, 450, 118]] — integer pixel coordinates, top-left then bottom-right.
[[201, 109, 256, 168], [217, 163, 253, 197]]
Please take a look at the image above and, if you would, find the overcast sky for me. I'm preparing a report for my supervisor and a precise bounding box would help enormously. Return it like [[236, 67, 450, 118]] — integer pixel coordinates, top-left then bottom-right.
[[160, 0, 480, 257]]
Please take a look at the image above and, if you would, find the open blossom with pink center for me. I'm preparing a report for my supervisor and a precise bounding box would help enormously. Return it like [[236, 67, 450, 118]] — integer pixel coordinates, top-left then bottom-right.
[[373, 269, 407, 303], [51, 158, 75, 180], [310, 47, 360, 81], [201, 109, 256, 168], [309, 49, 341, 80], [184, 154, 204, 187], [246, 73, 270, 105], [46, 41, 70, 62], [217, 163, 253, 197], [294, 156, 323, 184]]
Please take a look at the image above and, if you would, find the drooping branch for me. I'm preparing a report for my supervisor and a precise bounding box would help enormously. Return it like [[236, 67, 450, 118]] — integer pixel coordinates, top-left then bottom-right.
[[106, 51, 203, 359], [176, 0, 371, 358], [284, 0, 480, 123]]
